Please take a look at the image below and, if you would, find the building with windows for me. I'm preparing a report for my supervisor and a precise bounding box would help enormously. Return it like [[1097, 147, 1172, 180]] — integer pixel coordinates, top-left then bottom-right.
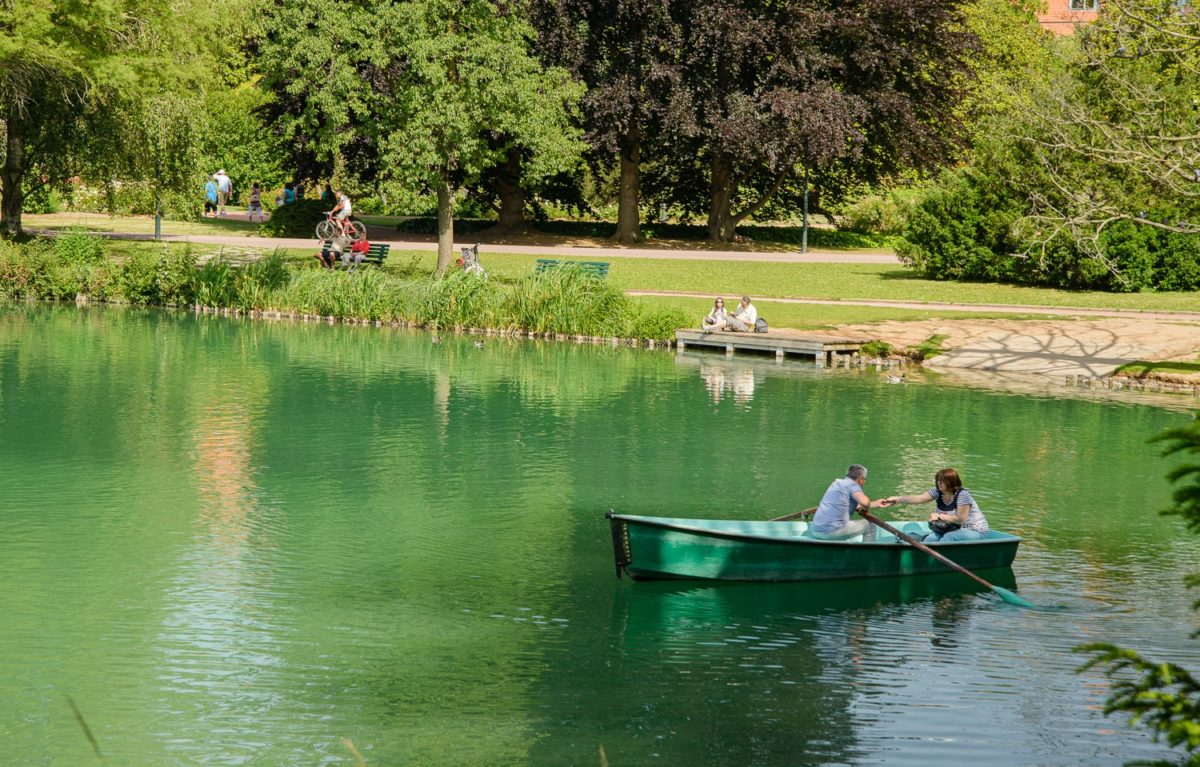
[[1038, 0, 1100, 34]]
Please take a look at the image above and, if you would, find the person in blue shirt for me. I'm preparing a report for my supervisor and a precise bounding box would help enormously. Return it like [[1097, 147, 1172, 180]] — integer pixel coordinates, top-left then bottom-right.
[[204, 177, 218, 217], [809, 464, 891, 540], [283, 183, 296, 205], [885, 467, 990, 542]]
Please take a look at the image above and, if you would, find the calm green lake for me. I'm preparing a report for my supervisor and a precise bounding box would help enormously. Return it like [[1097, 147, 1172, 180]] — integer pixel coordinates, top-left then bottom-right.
[[2, 304, 1198, 766]]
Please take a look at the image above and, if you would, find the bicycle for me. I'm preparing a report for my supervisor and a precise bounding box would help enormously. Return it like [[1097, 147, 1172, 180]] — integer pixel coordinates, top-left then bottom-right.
[[315, 212, 367, 242], [456, 243, 486, 277]]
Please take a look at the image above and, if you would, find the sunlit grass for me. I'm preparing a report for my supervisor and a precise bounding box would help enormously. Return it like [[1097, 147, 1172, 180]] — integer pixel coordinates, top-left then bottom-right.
[[24, 211, 261, 237], [628, 295, 1065, 330]]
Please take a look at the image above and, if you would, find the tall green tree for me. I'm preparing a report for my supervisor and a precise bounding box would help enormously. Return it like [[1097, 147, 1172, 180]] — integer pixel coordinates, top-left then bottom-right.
[[0, 0, 233, 235], [255, 0, 583, 272], [1009, 0, 1200, 283], [1079, 415, 1200, 767]]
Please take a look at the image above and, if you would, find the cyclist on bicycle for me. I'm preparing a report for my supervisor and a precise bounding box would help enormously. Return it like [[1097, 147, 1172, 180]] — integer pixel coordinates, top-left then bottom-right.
[[329, 189, 353, 237]]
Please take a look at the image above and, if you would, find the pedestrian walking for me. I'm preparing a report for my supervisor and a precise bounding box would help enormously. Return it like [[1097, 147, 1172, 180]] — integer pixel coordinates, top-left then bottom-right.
[[214, 169, 233, 216]]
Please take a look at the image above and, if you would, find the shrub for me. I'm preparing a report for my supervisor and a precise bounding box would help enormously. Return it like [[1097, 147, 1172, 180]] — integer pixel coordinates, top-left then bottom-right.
[[66, 182, 198, 220], [834, 187, 923, 235], [1156, 232, 1200, 291], [1099, 221, 1158, 292], [259, 199, 328, 239], [628, 305, 690, 340], [860, 340, 894, 358], [53, 231, 107, 265], [896, 167, 1023, 282], [155, 248, 198, 306], [119, 252, 163, 304]]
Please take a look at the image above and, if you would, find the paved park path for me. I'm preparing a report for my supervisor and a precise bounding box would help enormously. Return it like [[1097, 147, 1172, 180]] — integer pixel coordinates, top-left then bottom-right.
[[79, 229, 899, 264]]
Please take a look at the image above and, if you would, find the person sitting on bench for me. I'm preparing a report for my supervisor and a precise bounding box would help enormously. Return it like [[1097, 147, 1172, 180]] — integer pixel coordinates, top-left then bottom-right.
[[315, 235, 350, 269]]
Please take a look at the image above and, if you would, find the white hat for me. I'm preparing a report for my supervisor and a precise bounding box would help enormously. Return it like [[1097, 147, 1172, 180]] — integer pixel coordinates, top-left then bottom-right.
[[217, 169, 226, 175]]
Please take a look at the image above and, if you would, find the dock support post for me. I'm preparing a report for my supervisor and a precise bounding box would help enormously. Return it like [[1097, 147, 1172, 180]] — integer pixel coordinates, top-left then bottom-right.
[[776, 349, 784, 361], [725, 344, 734, 358]]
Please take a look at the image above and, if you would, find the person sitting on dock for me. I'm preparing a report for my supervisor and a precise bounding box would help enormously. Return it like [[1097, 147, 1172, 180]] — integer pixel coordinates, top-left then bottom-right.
[[810, 464, 891, 540], [701, 297, 728, 332], [724, 296, 757, 332], [885, 467, 990, 542]]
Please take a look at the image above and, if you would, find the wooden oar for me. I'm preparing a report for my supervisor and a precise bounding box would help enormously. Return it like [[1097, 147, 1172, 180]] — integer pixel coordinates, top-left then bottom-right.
[[770, 507, 816, 522], [857, 508, 1036, 608]]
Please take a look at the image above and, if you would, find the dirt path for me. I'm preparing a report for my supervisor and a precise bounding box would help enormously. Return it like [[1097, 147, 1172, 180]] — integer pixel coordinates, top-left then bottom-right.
[[39, 228, 898, 264]]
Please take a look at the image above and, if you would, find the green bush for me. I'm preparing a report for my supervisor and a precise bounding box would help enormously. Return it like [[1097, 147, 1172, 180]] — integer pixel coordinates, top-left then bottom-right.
[[1156, 232, 1200, 291], [67, 182, 198, 220], [258, 200, 328, 239], [53, 231, 107, 265], [1098, 221, 1158, 292], [629, 305, 690, 340], [860, 340, 894, 358], [833, 187, 923, 236], [155, 248, 198, 305], [896, 167, 1023, 282]]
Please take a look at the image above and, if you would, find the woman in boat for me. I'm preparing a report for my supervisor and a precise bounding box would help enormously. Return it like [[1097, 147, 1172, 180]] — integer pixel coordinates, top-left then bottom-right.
[[701, 297, 728, 332], [885, 467, 990, 542]]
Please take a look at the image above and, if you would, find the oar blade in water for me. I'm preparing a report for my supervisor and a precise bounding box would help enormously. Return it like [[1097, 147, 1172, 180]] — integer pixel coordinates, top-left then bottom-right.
[[993, 586, 1037, 609]]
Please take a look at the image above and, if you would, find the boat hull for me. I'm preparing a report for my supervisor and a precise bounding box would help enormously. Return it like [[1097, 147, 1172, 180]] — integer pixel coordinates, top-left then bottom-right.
[[608, 513, 1022, 582]]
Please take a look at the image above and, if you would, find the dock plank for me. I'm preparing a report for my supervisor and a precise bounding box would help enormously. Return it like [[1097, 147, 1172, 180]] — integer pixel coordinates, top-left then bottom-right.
[[676, 329, 868, 366]]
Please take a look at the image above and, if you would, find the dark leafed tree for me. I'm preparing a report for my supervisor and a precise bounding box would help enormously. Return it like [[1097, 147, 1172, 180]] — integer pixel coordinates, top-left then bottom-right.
[[532, 0, 685, 243], [652, 0, 974, 242]]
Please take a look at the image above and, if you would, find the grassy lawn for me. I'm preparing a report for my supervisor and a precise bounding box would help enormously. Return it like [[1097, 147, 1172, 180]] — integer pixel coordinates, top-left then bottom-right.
[[625, 295, 1064, 330], [473, 251, 1200, 313], [24, 212, 262, 237]]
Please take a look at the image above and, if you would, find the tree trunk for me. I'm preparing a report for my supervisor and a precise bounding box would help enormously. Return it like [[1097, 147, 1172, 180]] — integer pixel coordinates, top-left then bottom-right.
[[706, 153, 738, 242], [492, 148, 529, 233], [1, 107, 24, 237], [612, 127, 642, 244], [436, 178, 455, 275]]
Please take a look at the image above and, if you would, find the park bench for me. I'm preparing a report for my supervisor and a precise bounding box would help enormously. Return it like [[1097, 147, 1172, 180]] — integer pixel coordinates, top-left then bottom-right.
[[534, 258, 610, 279], [320, 242, 391, 268]]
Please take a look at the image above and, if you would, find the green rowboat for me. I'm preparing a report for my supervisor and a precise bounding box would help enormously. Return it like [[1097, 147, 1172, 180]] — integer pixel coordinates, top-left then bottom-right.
[[607, 512, 1022, 582]]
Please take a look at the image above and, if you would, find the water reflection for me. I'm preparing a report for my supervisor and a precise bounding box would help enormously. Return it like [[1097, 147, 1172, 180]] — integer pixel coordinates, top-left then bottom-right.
[[692, 360, 759, 404], [1, 305, 1196, 766]]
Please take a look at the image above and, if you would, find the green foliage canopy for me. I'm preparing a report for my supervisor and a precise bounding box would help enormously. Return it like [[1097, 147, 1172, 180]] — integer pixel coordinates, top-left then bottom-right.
[[254, 0, 584, 271]]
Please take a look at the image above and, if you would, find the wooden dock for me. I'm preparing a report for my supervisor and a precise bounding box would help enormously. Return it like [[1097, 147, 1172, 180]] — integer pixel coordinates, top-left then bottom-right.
[[675, 329, 869, 367]]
